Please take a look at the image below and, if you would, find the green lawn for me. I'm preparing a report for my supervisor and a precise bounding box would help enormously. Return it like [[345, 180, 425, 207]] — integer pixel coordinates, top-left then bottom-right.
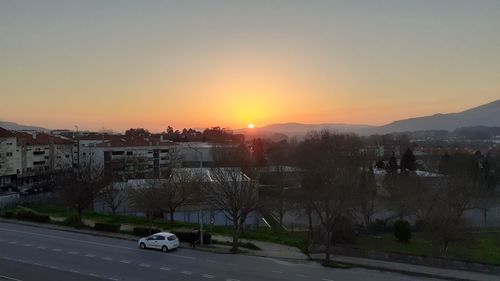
[[13, 203, 306, 250], [355, 230, 500, 265]]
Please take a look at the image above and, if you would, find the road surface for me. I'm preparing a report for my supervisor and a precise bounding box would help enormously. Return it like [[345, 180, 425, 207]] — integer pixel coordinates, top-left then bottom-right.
[[0, 221, 443, 281]]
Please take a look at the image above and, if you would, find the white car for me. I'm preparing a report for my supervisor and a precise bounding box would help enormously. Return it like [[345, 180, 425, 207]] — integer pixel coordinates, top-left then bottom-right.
[[138, 232, 179, 252]]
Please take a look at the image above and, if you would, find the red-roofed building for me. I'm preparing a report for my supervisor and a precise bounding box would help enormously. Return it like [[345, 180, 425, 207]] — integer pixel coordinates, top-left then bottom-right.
[[1, 128, 75, 191]]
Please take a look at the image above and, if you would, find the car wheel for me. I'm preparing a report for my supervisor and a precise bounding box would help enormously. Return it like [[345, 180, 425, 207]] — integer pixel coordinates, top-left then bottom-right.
[[162, 245, 168, 252], [140, 243, 146, 249]]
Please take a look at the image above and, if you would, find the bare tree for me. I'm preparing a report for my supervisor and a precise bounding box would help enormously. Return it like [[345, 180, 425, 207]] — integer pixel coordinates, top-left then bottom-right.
[[97, 181, 127, 216], [128, 179, 164, 233], [297, 131, 364, 262], [430, 152, 488, 255], [355, 166, 378, 228], [162, 169, 200, 227], [204, 167, 259, 252], [59, 161, 109, 224], [430, 176, 479, 255]]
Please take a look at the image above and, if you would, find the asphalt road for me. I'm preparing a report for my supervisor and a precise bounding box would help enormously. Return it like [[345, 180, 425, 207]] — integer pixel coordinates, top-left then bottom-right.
[[0, 221, 444, 281]]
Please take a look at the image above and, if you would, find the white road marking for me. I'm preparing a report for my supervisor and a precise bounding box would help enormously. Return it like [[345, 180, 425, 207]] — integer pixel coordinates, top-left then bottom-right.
[[22, 243, 32, 247], [33, 263, 43, 266], [226, 279, 241, 281], [202, 274, 215, 279], [139, 263, 151, 267], [120, 260, 131, 264], [0, 239, 4, 242], [108, 278, 118, 281], [271, 270, 283, 274], [0, 227, 195, 260], [85, 254, 96, 258], [296, 274, 307, 278], [160, 267, 171, 271], [70, 269, 80, 273], [227, 263, 237, 266], [52, 248, 62, 252], [181, 270, 192, 275], [89, 273, 100, 277], [36, 246, 47, 249], [49, 265, 60, 270], [8, 241, 18, 244], [321, 279, 334, 281], [206, 259, 216, 263], [101, 257, 113, 261], [0, 274, 23, 281], [68, 251, 79, 255]]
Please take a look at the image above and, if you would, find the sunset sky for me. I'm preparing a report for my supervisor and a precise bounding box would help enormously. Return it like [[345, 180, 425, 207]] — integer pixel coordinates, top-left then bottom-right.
[[1, 0, 499, 132]]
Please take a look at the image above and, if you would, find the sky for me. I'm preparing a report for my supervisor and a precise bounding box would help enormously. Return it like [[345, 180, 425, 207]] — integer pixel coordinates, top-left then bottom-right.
[[1, 0, 499, 132]]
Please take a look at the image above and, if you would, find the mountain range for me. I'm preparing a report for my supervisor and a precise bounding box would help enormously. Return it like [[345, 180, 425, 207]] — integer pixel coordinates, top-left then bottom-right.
[[238, 99, 500, 137], [2, 99, 500, 137]]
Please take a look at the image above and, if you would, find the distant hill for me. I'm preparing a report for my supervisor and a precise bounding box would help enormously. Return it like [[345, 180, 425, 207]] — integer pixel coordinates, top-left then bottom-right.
[[235, 122, 374, 139], [238, 99, 500, 138], [368, 99, 500, 134], [0, 121, 49, 132]]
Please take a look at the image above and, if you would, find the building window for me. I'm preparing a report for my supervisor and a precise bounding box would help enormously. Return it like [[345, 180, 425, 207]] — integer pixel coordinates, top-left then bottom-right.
[[112, 151, 125, 156], [126, 151, 133, 156], [6, 152, 13, 157]]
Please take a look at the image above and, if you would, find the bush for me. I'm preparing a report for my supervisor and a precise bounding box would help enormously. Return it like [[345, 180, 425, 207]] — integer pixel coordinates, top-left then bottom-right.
[[173, 230, 211, 244], [3, 211, 14, 218], [15, 210, 50, 223], [63, 215, 84, 228], [133, 226, 162, 237], [93, 222, 121, 232], [394, 220, 412, 243]]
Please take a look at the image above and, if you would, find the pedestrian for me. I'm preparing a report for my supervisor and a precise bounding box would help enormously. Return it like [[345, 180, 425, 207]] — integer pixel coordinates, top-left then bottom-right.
[[189, 231, 195, 248]]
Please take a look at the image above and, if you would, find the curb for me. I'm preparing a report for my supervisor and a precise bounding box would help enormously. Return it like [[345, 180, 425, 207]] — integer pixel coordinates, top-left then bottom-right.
[[328, 260, 481, 281]]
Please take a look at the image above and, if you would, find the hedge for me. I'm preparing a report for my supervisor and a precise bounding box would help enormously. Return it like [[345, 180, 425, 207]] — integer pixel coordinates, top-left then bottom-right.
[[93, 222, 121, 232], [14, 210, 50, 223], [133, 226, 162, 237]]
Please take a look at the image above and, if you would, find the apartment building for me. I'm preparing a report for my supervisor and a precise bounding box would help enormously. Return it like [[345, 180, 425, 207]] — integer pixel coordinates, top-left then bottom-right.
[[0, 128, 74, 191], [77, 135, 181, 179]]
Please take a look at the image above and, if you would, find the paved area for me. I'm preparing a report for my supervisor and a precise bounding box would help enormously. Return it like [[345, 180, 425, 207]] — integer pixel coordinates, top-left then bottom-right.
[[0, 221, 444, 281], [310, 254, 500, 281]]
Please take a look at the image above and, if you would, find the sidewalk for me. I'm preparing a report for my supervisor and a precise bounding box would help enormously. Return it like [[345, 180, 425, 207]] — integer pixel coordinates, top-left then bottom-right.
[[211, 234, 308, 260], [310, 253, 499, 281], [1, 218, 498, 281]]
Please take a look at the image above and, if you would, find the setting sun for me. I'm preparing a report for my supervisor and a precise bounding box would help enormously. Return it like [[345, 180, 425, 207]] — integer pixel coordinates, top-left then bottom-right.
[[248, 123, 255, 129]]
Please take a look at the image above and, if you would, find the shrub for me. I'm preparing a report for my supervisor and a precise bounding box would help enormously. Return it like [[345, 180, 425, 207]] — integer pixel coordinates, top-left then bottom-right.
[[133, 226, 162, 237], [394, 220, 412, 243], [15, 210, 50, 223], [63, 215, 83, 228], [3, 211, 14, 218], [93, 222, 121, 232]]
